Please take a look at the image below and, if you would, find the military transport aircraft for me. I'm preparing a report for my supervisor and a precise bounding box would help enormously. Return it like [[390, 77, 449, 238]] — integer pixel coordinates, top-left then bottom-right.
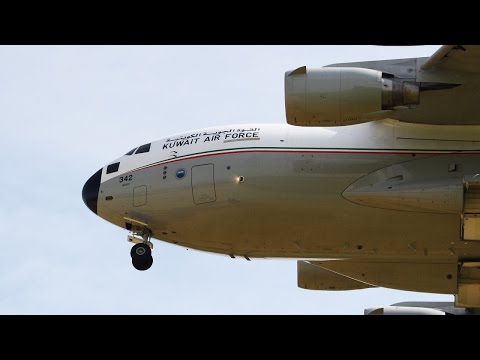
[[83, 45, 480, 315]]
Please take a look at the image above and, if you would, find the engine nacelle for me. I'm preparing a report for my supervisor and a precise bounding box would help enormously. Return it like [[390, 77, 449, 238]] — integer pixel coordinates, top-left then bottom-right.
[[285, 66, 420, 126], [364, 306, 446, 315]]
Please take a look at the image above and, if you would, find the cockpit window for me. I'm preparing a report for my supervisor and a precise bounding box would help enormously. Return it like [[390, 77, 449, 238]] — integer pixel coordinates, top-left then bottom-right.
[[125, 148, 137, 156], [135, 143, 151, 154], [106, 162, 120, 174]]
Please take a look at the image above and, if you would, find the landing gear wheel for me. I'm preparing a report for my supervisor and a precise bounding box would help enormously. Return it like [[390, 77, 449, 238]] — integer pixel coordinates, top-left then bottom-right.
[[131, 243, 151, 263], [130, 243, 153, 271], [132, 256, 153, 271]]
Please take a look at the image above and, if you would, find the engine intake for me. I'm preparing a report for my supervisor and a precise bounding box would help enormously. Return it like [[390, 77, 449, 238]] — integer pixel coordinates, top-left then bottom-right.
[[285, 66, 420, 126]]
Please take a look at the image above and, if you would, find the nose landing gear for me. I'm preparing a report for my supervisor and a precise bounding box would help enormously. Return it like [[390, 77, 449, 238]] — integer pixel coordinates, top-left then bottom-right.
[[125, 217, 154, 271]]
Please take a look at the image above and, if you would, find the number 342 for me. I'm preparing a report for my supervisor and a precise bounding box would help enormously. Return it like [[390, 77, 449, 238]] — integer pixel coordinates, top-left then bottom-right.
[[119, 175, 133, 183]]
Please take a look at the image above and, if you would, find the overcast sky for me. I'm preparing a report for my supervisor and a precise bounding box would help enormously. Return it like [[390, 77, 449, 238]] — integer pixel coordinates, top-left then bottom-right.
[[0, 45, 452, 314]]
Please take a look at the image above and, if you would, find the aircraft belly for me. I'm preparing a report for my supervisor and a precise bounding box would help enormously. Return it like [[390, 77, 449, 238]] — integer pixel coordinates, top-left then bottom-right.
[[160, 195, 461, 259]]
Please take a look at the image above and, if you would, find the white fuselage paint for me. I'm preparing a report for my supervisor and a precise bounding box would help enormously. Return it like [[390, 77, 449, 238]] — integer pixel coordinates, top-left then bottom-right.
[[96, 120, 480, 261]]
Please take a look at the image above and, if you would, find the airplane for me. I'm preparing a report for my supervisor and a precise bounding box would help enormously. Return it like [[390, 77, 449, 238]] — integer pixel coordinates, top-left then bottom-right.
[[83, 45, 480, 315]]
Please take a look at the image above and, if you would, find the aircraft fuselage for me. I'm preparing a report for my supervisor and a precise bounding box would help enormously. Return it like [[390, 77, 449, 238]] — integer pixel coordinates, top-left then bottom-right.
[[83, 120, 480, 262]]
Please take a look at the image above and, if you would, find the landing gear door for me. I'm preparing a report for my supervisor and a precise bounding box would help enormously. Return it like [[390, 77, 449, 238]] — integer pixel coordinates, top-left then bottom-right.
[[463, 179, 480, 241], [191, 164, 216, 205]]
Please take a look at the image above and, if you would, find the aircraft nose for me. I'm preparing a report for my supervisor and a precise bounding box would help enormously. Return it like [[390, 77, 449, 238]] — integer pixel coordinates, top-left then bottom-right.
[[82, 168, 102, 214]]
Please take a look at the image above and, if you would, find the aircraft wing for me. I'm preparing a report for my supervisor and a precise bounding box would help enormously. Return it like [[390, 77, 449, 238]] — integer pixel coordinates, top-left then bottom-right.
[[421, 45, 480, 73]]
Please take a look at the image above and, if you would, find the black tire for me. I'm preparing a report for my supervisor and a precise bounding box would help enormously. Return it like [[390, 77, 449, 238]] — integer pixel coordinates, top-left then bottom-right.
[[130, 243, 151, 263], [132, 256, 153, 271]]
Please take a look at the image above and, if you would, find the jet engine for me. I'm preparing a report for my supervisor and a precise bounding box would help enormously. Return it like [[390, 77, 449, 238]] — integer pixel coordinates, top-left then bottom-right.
[[364, 306, 447, 315], [285, 66, 420, 126]]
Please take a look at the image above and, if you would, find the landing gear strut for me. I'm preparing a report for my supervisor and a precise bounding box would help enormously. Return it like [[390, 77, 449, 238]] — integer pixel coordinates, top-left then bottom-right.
[[125, 217, 154, 271]]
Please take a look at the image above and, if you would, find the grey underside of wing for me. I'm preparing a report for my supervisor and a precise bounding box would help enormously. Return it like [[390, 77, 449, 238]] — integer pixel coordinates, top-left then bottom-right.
[[327, 46, 480, 74]]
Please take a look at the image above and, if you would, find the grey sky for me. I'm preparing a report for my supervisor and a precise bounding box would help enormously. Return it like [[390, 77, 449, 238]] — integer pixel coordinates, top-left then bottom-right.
[[0, 45, 450, 314]]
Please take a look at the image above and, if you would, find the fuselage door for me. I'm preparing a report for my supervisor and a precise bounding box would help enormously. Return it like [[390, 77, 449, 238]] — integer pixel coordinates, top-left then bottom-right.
[[133, 185, 147, 207], [191, 164, 216, 205]]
